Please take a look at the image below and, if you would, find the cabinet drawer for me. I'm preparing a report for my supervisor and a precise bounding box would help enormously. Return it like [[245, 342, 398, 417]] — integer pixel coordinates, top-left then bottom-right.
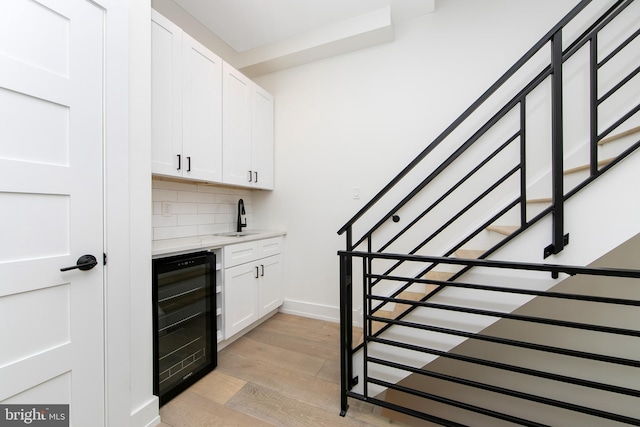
[[258, 237, 282, 258], [223, 241, 258, 268]]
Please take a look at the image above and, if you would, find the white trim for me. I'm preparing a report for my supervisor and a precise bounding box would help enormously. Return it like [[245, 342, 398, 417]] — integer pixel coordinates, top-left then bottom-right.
[[279, 299, 340, 323], [103, 0, 132, 426], [130, 397, 161, 427]]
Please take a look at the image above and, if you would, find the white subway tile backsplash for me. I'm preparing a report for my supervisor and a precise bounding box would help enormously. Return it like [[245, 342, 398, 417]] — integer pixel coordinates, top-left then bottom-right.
[[152, 177, 254, 240], [177, 191, 215, 204], [153, 225, 198, 240], [197, 224, 228, 235], [172, 203, 198, 215], [197, 203, 216, 214], [152, 215, 177, 227], [177, 214, 216, 226], [152, 189, 178, 202]]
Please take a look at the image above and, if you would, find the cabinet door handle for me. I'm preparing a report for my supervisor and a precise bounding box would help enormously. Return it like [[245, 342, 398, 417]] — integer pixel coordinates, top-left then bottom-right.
[[255, 266, 259, 278], [254, 171, 258, 183], [177, 154, 181, 171], [248, 170, 253, 182], [260, 264, 264, 277], [187, 156, 191, 172]]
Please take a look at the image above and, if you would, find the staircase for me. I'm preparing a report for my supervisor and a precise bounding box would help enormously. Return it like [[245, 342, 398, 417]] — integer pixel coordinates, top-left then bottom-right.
[[337, 1, 640, 425]]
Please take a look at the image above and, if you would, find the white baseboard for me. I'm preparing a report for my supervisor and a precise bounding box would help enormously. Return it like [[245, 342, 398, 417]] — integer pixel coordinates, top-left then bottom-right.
[[130, 396, 159, 427], [280, 299, 355, 324]]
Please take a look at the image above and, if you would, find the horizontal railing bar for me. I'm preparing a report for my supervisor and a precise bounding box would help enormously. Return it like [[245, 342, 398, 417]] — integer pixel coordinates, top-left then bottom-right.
[[368, 377, 550, 427], [339, 250, 640, 279], [353, 98, 523, 249], [564, 0, 629, 59], [597, 64, 640, 105], [345, 392, 469, 427], [337, 0, 594, 235], [368, 273, 640, 307], [369, 295, 640, 337], [441, 198, 520, 260], [377, 132, 520, 253], [369, 167, 520, 288], [355, 64, 553, 249], [368, 357, 640, 425], [369, 315, 640, 367], [368, 336, 640, 398], [599, 26, 640, 68], [563, 139, 640, 201], [599, 102, 640, 141]]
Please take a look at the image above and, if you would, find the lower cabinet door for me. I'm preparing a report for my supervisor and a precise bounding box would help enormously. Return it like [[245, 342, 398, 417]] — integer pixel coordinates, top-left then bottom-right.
[[224, 262, 259, 338], [259, 254, 283, 317]]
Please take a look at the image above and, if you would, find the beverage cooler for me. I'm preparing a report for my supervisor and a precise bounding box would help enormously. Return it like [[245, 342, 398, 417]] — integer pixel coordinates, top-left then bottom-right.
[[152, 251, 217, 405]]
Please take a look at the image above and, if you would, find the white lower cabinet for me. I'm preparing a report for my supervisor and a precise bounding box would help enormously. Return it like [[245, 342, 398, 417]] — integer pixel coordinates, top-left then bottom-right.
[[223, 238, 283, 338]]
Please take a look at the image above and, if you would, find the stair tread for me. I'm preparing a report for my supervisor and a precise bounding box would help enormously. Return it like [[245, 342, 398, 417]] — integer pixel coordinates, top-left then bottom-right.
[[527, 197, 552, 203], [455, 249, 484, 259], [598, 125, 640, 145], [487, 225, 518, 235], [564, 158, 613, 174], [424, 271, 454, 281]]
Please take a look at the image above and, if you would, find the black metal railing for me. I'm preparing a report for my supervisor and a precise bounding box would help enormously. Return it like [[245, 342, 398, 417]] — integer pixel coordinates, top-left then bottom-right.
[[339, 0, 639, 260], [338, 0, 640, 424], [339, 251, 640, 426]]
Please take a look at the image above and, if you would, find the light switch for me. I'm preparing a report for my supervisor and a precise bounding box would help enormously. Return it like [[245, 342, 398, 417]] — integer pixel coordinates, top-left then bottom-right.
[[162, 201, 172, 217], [353, 187, 360, 200]]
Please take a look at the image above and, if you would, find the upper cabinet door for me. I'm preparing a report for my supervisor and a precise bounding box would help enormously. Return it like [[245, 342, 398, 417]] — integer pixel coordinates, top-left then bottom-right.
[[252, 86, 274, 190], [151, 12, 182, 177], [182, 33, 223, 182], [222, 63, 252, 186]]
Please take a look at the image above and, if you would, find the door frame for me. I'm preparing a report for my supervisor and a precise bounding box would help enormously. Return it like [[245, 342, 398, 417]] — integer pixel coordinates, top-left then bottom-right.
[[102, 1, 156, 426]]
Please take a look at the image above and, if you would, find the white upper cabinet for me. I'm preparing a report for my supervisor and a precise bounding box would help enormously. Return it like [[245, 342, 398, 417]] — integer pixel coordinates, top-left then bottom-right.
[[151, 11, 223, 182], [252, 86, 275, 190], [222, 63, 252, 186], [223, 63, 275, 190], [151, 11, 182, 177]]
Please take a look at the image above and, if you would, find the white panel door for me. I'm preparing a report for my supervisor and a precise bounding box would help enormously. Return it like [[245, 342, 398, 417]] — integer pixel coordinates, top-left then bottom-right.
[[182, 33, 223, 182], [222, 63, 252, 186], [0, 0, 106, 425]]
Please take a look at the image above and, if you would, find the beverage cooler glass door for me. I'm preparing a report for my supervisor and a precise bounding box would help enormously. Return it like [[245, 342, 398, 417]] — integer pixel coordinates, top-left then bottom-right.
[[153, 251, 216, 405]]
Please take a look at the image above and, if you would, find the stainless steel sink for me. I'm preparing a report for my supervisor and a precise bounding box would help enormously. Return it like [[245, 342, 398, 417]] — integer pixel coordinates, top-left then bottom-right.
[[214, 231, 260, 237]]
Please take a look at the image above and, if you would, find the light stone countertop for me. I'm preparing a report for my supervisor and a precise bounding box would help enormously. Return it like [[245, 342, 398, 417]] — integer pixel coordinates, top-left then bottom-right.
[[152, 230, 287, 257]]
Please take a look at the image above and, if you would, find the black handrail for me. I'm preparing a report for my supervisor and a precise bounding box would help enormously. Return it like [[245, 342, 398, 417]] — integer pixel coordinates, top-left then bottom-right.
[[340, 0, 639, 307], [338, 0, 640, 424], [337, 0, 603, 237]]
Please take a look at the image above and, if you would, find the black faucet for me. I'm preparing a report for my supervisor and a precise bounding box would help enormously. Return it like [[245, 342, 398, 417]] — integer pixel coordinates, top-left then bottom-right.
[[237, 199, 247, 232]]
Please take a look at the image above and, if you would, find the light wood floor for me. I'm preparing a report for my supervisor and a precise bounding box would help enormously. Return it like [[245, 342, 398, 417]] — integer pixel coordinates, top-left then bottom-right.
[[158, 313, 411, 427]]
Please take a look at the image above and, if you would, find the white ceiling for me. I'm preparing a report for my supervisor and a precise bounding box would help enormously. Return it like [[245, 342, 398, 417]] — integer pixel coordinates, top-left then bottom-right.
[[173, 0, 435, 52]]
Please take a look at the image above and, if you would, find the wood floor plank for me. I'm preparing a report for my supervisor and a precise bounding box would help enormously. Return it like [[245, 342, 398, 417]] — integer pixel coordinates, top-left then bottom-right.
[[160, 388, 272, 427], [189, 369, 247, 405], [252, 315, 339, 344], [226, 382, 369, 427], [243, 326, 340, 361], [225, 335, 326, 377], [316, 358, 340, 384], [159, 313, 413, 426], [217, 350, 342, 413]]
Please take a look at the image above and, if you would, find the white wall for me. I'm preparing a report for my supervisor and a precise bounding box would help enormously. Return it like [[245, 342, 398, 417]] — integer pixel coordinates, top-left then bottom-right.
[[251, 0, 579, 321]]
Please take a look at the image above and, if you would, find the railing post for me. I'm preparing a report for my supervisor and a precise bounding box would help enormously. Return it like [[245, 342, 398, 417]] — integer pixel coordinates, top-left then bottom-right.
[[339, 229, 354, 416], [545, 29, 569, 259]]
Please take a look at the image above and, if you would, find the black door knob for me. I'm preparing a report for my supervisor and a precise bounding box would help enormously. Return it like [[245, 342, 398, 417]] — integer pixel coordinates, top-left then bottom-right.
[[60, 254, 98, 272]]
